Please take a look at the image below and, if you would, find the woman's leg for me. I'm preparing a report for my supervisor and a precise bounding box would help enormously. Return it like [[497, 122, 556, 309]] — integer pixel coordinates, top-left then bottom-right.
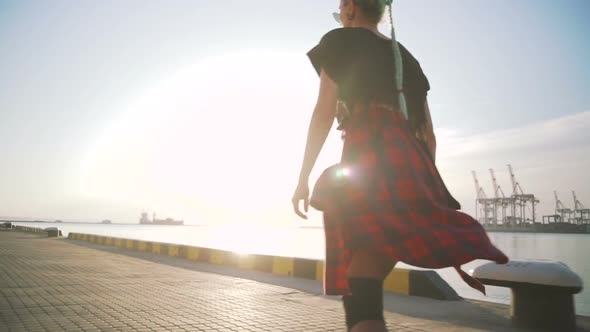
[[344, 249, 397, 332]]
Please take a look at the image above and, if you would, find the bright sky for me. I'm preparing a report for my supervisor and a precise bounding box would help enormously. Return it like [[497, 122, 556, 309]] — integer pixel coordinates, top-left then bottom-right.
[[1, 0, 589, 224]]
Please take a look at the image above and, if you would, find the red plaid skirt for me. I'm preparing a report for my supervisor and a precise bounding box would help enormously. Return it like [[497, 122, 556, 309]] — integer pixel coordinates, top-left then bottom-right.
[[310, 104, 508, 296]]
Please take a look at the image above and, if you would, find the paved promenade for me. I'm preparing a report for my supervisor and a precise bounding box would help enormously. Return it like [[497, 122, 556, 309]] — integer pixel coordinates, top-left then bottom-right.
[[1, 231, 588, 331]]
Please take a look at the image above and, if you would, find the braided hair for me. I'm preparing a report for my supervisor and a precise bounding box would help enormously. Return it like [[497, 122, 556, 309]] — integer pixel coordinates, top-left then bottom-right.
[[383, 0, 408, 120], [343, 0, 408, 119], [343, 1, 421, 128]]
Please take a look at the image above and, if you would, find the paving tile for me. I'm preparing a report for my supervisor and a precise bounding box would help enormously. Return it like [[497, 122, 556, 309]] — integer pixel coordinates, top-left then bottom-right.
[[2, 231, 575, 332]]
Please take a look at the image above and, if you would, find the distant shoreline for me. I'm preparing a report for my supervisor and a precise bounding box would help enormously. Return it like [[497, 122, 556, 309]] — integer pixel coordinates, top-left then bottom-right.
[[1, 220, 208, 226], [483, 222, 590, 234]]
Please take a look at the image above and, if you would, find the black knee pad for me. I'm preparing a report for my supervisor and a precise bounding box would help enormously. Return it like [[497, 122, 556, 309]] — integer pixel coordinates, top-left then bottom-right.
[[342, 278, 384, 330]]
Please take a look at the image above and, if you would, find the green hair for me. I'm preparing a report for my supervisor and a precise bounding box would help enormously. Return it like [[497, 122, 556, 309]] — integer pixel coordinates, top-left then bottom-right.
[[350, 0, 389, 23]]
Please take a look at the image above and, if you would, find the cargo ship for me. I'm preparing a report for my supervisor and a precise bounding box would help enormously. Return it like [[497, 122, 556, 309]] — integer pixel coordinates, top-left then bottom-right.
[[139, 212, 184, 226]]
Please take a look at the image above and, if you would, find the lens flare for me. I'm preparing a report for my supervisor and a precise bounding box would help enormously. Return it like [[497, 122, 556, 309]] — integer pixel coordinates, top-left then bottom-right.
[[335, 167, 350, 179]]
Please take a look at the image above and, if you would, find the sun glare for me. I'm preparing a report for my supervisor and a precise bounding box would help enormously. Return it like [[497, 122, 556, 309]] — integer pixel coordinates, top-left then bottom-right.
[[76, 49, 343, 224]]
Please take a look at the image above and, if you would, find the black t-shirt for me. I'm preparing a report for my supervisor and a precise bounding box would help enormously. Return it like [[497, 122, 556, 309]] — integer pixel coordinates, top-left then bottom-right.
[[307, 27, 430, 130]]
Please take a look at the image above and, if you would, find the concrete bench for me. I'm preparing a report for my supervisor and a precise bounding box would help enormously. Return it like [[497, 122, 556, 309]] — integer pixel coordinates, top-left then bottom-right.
[[44, 227, 61, 237], [471, 260, 583, 331]]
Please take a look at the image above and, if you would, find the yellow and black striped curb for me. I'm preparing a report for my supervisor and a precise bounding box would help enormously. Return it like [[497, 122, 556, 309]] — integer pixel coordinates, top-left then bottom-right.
[[13, 225, 49, 234], [11, 225, 61, 237], [68, 232, 461, 301]]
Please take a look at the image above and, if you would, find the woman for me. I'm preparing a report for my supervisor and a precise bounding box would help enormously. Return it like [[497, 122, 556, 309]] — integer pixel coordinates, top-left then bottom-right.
[[291, 1, 509, 331]]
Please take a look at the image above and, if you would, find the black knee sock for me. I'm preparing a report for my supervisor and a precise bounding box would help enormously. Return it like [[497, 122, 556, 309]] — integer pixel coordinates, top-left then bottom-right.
[[342, 278, 385, 331]]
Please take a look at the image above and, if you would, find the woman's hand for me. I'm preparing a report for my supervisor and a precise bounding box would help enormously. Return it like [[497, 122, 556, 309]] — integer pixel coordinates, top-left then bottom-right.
[[291, 179, 310, 219], [292, 70, 337, 220]]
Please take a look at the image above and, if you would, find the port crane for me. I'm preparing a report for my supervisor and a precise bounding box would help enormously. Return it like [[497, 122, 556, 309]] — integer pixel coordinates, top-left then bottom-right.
[[572, 191, 590, 224], [473, 165, 589, 233], [489, 168, 511, 225], [472, 170, 494, 225], [507, 164, 539, 224], [553, 191, 572, 223]]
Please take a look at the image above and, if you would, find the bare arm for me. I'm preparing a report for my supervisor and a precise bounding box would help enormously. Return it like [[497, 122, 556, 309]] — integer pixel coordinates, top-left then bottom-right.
[[424, 99, 436, 162], [297, 69, 338, 183]]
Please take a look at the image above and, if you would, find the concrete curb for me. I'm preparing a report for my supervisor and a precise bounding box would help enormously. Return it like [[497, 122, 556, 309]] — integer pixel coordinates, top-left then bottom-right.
[[13, 225, 49, 235], [66, 232, 462, 301]]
